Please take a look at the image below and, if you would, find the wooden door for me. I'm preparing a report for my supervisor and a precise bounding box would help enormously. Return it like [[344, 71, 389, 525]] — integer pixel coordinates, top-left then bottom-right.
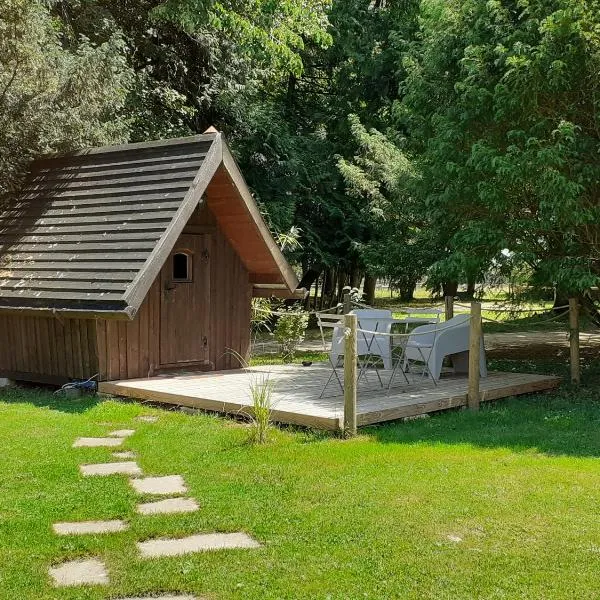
[[159, 234, 211, 366]]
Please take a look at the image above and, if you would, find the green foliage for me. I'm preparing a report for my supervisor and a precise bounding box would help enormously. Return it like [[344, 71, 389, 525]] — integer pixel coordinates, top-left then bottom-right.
[[400, 0, 600, 296], [273, 309, 309, 361], [0, 0, 131, 196], [250, 297, 273, 334]]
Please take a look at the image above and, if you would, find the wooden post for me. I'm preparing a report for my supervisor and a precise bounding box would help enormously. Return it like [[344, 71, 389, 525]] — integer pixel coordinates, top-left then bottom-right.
[[444, 295, 454, 321], [343, 289, 351, 314], [467, 301, 482, 410], [569, 297, 580, 385], [343, 313, 357, 436]]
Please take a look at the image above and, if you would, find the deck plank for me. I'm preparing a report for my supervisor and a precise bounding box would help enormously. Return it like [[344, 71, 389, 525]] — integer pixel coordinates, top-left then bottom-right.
[[99, 365, 561, 431]]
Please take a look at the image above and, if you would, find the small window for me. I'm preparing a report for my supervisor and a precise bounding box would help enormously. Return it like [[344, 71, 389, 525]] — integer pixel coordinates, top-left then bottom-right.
[[172, 252, 192, 282]]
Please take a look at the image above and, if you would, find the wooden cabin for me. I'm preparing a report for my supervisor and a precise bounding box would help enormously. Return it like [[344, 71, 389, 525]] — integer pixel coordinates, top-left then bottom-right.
[[0, 133, 299, 384]]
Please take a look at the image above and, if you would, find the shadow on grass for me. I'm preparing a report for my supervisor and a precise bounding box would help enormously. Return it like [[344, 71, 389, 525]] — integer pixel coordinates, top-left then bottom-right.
[[0, 385, 100, 414], [367, 380, 600, 458]]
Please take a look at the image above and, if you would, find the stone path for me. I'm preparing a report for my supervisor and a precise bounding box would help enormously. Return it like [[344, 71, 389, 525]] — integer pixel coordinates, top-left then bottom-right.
[[49, 559, 109, 587], [113, 450, 137, 459], [73, 437, 124, 447], [51, 415, 260, 593], [131, 475, 187, 496], [138, 532, 260, 558], [80, 461, 142, 476], [53, 520, 128, 535], [137, 498, 199, 515]]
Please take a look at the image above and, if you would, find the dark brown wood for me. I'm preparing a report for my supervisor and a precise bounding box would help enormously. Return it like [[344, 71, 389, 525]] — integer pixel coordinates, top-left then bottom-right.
[[159, 234, 211, 366], [569, 297, 580, 384], [0, 133, 296, 383]]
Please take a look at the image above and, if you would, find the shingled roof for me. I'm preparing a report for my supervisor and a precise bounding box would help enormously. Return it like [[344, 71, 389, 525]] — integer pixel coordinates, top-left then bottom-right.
[[0, 133, 298, 318]]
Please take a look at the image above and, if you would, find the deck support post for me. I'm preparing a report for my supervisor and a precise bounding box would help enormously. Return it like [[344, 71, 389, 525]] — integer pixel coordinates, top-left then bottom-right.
[[444, 296, 454, 321], [468, 301, 482, 410], [343, 289, 351, 314], [343, 313, 358, 436], [569, 297, 580, 385]]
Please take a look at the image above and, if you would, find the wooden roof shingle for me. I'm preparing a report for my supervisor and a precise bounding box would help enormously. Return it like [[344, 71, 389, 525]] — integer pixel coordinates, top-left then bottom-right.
[[0, 133, 299, 318]]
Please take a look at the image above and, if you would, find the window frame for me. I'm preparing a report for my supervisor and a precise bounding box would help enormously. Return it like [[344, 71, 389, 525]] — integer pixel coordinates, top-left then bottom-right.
[[172, 250, 193, 283]]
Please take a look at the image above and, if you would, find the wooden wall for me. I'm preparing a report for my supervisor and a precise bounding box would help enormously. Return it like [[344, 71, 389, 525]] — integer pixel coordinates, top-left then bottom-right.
[[0, 203, 251, 383], [96, 279, 160, 381], [0, 314, 98, 383], [96, 203, 251, 380]]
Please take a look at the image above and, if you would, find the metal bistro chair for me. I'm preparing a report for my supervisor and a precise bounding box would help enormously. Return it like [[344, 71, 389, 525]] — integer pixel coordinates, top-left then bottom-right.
[[316, 312, 346, 397], [318, 309, 394, 397]]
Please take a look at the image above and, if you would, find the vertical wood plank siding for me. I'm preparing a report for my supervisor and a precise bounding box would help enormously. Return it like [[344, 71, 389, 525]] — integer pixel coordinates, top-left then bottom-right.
[[96, 207, 251, 380], [0, 206, 251, 383], [0, 313, 98, 382]]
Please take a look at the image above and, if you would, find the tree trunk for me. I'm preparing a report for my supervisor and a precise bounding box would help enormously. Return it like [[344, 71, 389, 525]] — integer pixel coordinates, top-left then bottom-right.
[[466, 278, 476, 298], [363, 274, 377, 306], [442, 280, 459, 298], [350, 265, 361, 289], [399, 283, 416, 303]]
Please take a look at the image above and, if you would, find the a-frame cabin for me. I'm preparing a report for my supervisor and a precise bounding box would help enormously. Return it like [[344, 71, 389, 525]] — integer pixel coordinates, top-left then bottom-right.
[[0, 132, 299, 384]]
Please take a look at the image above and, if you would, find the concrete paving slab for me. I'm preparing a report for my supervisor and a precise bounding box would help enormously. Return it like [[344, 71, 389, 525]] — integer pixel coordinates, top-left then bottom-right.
[[109, 429, 136, 438], [117, 596, 199, 600], [73, 437, 123, 448], [53, 520, 128, 535], [130, 475, 186, 495], [138, 532, 260, 558], [80, 461, 142, 477], [112, 450, 137, 459], [137, 498, 199, 515], [135, 415, 159, 423], [49, 558, 109, 587]]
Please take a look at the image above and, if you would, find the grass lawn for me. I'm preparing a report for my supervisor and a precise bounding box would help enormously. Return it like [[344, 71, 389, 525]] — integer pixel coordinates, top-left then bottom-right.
[[1, 379, 600, 599]]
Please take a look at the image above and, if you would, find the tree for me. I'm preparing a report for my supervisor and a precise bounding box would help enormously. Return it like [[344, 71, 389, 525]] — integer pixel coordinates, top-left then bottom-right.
[[400, 0, 600, 300], [0, 0, 131, 196]]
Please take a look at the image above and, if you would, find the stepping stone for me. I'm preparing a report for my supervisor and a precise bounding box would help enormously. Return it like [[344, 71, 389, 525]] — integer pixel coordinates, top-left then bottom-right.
[[135, 415, 158, 423], [138, 532, 260, 558], [130, 475, 186, 496], [53, 520, 128, 535], [48, 558, 109, 587], [81, 462, 142, 477], [137, 497, 199, 515], [109, 429, 135, 438], [73, 437, 123, 448], [113, 450, 137, 460], [117, 596, 198, 600]]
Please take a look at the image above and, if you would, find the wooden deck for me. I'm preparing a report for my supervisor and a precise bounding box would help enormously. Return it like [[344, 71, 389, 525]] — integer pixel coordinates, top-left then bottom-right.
[[99, 364, 561, 431]]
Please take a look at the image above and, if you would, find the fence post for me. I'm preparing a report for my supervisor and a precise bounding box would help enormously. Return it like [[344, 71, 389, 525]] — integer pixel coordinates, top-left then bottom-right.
[[444, 295, 454, 321], [343, 313, 357, 436], [468, 301, 482, 410], [569, 297, 580, 385], [343, 288, 352, 314]]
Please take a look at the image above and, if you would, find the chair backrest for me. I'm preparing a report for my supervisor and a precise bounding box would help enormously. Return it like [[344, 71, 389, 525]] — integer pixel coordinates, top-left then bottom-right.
[[437, 313, 469, 330], [406, 313, 469, 346], [351, 309, 393, 334]]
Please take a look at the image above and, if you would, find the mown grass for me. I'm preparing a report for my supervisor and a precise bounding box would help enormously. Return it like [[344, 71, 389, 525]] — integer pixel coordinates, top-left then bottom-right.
[[1, 374, 600, 599]]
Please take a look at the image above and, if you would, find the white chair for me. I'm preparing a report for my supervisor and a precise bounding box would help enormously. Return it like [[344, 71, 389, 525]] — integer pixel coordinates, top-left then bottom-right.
[[330, 309, 393, 370], [403, 314, 487, 381], [315, 312, 344, 351]]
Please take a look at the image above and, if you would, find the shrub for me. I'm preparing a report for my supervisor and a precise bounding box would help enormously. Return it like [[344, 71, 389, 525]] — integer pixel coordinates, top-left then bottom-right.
[[273, 309, 309, 362]]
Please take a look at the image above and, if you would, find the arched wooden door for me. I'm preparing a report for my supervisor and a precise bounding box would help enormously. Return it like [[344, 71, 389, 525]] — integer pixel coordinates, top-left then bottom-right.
[[159, 234, 211, 367]]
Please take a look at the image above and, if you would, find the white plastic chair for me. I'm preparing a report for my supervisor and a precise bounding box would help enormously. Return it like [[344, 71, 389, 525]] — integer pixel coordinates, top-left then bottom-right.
[[403, 314, 487, 381], [330, 309, 393, 370]]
